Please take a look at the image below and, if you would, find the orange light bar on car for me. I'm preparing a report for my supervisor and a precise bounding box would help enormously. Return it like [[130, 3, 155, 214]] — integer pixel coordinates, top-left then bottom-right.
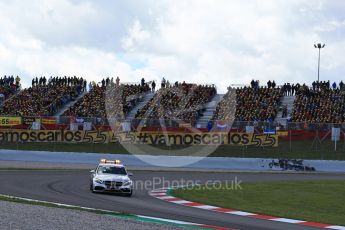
[[100, 159, 121, 164]]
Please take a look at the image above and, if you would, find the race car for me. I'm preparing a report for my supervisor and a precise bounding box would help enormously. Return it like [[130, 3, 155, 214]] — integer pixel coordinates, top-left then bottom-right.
[[90, 159, 133, 196]]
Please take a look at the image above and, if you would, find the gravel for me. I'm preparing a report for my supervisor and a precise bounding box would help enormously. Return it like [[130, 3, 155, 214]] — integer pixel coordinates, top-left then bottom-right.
[[0, 200, 187, 230]]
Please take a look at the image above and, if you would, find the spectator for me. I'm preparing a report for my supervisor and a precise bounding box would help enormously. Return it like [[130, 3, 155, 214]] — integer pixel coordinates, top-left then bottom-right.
[[267, 80, 272, 88], [0, 93, 4, 104], [151, 81, 156, 92], [250, 79, 255, 88], [83, 79, 87, 92], [282, 105, 288, 118], [161, 77, 166, 88], [283, 83, 292, 96], [332, 81, 337, 90], [15, 76, 21, 89], [272, 81, 276, 88], [207, 120, 213, 131], [340, 81, 344, 90]]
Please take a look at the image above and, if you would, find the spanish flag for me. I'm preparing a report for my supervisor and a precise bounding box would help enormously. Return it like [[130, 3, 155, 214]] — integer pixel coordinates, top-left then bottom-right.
[[42, 117, 56, 125], [179, 122, 192, 128]]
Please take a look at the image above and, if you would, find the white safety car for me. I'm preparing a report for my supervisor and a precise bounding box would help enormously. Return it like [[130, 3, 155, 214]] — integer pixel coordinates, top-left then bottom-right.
[[90, 159, 133, 196]]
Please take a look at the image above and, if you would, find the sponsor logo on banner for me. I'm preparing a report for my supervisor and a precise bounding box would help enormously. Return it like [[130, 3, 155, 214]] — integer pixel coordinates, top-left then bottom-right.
[[41, 117, 56, 125], [277, 131, 288, 136], [0, 117, 22, 126], [264, 128, 276, 134], [22, 117, 38, 125], [0, 130, 278, 147]]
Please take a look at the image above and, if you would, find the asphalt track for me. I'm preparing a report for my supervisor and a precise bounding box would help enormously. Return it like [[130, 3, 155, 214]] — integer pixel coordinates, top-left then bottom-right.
[[0, 170, 344, 230]]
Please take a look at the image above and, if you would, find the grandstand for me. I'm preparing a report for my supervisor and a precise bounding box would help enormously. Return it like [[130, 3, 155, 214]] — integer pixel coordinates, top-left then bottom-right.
[[62, 82, 151, 120], [290, 84, 344, 123], [1, 77, 345, 129], [1, 76, 345, 160], [134, 82, 216, 127], [0, 77, 84, 116], [210, 85, 284, 124]]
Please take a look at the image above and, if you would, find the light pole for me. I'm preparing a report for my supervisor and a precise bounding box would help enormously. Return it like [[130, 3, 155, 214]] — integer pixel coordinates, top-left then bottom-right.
[[314, 43, 325, 82]]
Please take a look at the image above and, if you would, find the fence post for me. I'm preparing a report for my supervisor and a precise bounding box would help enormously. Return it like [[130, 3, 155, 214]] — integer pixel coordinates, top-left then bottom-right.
[[289, 127, 292, 152]]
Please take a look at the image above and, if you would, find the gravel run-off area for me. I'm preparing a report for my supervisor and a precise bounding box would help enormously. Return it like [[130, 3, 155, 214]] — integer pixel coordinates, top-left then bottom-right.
[[0, 200, 186, 230]]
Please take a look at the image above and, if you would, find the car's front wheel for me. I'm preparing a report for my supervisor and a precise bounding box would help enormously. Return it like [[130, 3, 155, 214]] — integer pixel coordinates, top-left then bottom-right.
[[125, 190, 132, 197], [90, 183, 95, 192]]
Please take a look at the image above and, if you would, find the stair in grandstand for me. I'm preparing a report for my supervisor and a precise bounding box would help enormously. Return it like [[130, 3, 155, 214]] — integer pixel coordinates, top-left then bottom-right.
[[55, 91, 88, 116], [126, 92, 155, 120], [195, 94, 224, 128], [275, 95, 295, 126]]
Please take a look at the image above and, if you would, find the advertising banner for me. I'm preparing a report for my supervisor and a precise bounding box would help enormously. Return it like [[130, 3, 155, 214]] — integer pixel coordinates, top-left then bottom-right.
[[0, 117, 22, 126], [22, 117, 38, 125], [0, 130, 278, 147]]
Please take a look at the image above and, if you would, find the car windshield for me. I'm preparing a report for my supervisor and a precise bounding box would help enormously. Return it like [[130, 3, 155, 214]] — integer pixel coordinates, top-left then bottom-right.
[[97, 166, 127, 175]]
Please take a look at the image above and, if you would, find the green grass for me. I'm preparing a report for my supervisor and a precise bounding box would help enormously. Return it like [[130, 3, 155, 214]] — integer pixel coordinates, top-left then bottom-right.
[[1, 140, 345, 160], [172, 180, 345, 226]]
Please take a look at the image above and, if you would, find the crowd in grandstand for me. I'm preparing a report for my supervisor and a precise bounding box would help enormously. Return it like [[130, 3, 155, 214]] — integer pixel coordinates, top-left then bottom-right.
[[63, 78, 151, 120], [0, 76, 84, 116], [3, 74, 345, 126], [0, 75, 21, 104], [264, 80, 300, 96], [97, 76, 122, 88], [281, 83, 300, 96], [236, 85, 283, 122], [32, 76, 87, 90], [290, 82, 344, 123], [212, 87, 237, 122], [135, 81, 216, 125], [212, 81, 283, 123]]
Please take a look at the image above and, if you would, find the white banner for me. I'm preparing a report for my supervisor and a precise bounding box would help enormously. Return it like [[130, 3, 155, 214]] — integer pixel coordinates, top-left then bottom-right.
[[31, 122, 41, 130], [83, 122, 92, 131], [70, 123, 79, 131], [121, 121, 131, 131], [332, 127, 340, 141], [245, 126, 254, 133]]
